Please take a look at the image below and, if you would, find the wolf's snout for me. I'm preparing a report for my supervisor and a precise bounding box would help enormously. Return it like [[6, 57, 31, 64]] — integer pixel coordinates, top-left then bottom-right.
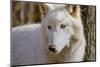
[[49, 44, 57, 53]]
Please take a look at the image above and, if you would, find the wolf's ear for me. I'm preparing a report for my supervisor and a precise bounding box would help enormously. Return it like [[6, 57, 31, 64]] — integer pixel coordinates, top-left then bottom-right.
[[65, 5, 80, 18]]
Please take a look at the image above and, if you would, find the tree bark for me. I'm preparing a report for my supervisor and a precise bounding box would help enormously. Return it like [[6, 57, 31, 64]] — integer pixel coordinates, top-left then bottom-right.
[[81, 6, 96, 61]]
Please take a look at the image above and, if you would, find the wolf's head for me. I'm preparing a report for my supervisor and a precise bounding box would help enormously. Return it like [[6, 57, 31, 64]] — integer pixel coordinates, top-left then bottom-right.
[[42, 5, 81, 54]]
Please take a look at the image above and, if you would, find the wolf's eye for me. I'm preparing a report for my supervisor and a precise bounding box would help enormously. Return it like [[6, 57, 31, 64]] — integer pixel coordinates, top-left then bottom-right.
[[60, 24, 66, 28], [48, 25, 52, 29]]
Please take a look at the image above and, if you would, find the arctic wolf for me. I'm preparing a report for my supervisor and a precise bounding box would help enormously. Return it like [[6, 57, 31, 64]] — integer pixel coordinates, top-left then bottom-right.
[[41, 4, 86, 62], [11, 4, 86, 65]]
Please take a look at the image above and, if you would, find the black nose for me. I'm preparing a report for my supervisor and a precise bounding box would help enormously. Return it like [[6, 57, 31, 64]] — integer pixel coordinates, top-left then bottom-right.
[[49, 44, 57, 52]]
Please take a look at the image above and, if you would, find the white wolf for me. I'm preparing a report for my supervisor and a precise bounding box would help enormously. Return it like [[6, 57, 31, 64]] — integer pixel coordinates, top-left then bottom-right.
[[11, 5, 86, 65]]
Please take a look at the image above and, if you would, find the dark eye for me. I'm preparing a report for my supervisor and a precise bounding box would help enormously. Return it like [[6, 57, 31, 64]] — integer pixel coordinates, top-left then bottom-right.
[[48, 25, 52, 29], [61, 24, 66, 28]]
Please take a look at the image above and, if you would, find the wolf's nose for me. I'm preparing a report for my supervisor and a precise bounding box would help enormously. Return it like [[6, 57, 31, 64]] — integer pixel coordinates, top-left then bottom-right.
[[49, 44, 57, 52]]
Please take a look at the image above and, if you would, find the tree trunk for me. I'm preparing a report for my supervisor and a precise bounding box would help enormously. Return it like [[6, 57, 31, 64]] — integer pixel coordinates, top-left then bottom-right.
[[81, 6, 96, 61]]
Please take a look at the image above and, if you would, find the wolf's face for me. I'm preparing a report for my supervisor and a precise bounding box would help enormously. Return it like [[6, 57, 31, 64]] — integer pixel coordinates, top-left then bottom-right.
[[42, 5, 81, 54], [47, 19, 74, 53]]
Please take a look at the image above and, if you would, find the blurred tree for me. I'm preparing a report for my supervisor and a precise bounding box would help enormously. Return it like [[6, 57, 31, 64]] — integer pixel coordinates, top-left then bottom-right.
[[81, 6, 96, 61]]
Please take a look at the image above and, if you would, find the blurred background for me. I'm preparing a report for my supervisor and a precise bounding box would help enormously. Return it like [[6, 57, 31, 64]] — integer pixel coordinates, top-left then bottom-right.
[[12, 1, 49, 27], [11, 1, 96, 62]]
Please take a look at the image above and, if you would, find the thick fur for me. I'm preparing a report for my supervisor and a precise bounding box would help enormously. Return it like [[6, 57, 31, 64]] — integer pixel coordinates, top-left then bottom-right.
[[11, 5, 86, 65], [41, 5, 86, 63]]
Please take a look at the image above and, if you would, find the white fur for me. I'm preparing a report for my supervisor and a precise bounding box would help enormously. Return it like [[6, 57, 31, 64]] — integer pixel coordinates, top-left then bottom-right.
[[46, 3, 65, 10], [11, 6, 86, 65]]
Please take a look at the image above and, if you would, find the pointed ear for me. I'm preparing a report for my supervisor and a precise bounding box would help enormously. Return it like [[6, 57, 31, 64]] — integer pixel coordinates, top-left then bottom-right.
[[66, 5, 81, 18]]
